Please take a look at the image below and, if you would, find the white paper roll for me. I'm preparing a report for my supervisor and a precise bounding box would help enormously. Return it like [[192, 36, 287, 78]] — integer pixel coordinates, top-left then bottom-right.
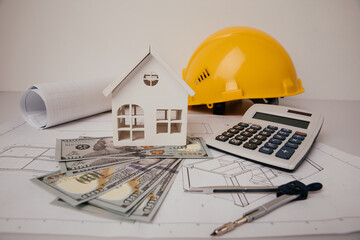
[[20, 79, 112, 128]]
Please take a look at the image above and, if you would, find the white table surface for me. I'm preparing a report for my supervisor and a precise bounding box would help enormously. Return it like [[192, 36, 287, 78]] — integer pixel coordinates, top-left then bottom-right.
[[0, 91, 359, 240]]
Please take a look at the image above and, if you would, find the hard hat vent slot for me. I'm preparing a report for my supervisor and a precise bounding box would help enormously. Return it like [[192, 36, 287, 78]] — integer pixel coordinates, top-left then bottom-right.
[[195, 69, 210, 85]]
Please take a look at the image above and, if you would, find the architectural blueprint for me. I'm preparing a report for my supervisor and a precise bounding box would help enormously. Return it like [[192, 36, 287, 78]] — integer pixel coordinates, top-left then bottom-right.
[[0, 113, 359, 238], [183, 154, 324, 207]]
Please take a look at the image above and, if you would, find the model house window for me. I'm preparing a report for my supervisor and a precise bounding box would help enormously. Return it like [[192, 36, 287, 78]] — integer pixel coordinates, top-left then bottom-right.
[[156, 109, 182, 134], [117, 104, 144, 141], [143, 72, 159, 86]]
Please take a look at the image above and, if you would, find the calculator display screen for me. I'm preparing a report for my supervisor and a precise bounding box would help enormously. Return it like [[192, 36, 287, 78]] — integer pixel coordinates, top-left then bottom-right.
[[252, 112, 310, 129]]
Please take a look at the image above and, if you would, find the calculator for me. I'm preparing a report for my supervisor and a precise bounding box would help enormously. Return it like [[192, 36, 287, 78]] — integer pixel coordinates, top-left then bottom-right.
[[206, 104, 324, 171]]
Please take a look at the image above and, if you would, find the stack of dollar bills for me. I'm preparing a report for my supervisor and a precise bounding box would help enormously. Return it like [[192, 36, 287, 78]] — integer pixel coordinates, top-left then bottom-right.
[[32, 136, 211, 222]]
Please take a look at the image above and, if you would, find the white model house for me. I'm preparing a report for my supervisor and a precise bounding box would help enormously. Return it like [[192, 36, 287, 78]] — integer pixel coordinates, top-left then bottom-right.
[[103, 47, 195, 146]]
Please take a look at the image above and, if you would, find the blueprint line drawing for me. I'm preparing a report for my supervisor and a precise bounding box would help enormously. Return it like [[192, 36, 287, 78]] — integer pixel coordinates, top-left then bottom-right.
[[0, 145, 58, 172], [182, 154, 324, 207], [0, 114, 359, 238]]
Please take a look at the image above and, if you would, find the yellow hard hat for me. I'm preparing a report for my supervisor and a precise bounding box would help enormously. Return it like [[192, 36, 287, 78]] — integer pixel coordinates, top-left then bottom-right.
[[183, 26, 304, 110]]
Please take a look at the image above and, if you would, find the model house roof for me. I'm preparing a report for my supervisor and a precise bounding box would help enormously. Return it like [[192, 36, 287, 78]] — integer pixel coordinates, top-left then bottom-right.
[[103, 46, 195, 97]]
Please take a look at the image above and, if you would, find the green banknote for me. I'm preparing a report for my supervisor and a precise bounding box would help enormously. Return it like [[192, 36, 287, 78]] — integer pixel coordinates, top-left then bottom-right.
[[90, 158, 181, 213], [126, 161, 181, 222], [56, 136, 211, 161], [50, 161, 181, 223], [32, 158, 165, 206], [59, 156, 140, 175]]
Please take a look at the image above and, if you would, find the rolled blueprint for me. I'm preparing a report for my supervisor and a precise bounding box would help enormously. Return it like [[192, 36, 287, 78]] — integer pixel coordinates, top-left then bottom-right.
[[20, 78, 112, 128]]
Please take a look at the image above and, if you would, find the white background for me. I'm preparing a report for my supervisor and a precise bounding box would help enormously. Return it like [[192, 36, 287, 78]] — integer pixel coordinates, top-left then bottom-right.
[[0, 0, 359, 100]]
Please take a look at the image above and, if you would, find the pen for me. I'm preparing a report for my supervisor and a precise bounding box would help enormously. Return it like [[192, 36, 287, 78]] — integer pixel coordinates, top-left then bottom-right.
[[187, 185, 279, 193], [211, 193, 298, 236]]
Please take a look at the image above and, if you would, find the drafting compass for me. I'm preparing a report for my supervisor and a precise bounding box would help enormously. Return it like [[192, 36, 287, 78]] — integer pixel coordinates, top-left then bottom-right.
[[188, 180, 323, 237]]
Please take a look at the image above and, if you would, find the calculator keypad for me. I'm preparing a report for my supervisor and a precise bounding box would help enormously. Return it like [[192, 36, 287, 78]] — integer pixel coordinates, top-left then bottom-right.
[[215, 122, 307, 161]]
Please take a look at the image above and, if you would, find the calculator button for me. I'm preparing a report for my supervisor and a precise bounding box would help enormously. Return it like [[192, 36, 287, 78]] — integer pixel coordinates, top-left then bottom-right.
[[285, 142, 299, 149], [277, 131, 290, 137], [229, 139, 242, 146], [281, 128, 292, 133], [273, 134, 286, 141], [249, 138, 262, 145], [228, 128, 240, 134], [254, 134, 267, 141], [246, 128, 257, 134], [295, 131, 307, 137], [265, 142, 278, 149], [263, 128, 275, 133], [259, 147, 274, 154], [222, 132, 234, 137], [235, 135, 248, 141], [216, 135, 229, 142], [243, 142, 257, 150], [289, 138, 302, 144], [241, 131, 253, 137], [259, 131, 272, 137], [250, 124, 262, 130], [238, 122, 249, 128], [275, 146, 295, 159], [267, 125, 278, 130], [233, 125, 244, 130], [269, 138, 282, 145], [292, 134, 305, 141]]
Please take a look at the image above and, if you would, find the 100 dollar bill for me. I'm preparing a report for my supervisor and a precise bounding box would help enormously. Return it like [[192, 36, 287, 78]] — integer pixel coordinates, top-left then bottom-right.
[[32, 158, 165, 206], [50, 161, 181, 223], [126, 161, 181, 222], [56, 136, 211, 161], [59, 156, 140, 175], [90, 158, 181, 213]]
